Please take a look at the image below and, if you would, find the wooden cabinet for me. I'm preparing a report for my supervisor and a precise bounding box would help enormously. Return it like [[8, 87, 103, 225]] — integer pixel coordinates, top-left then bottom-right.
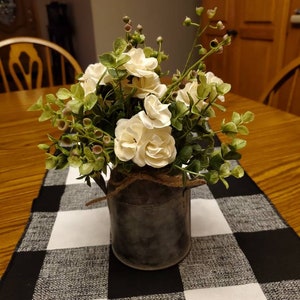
[[201, 0, 290, 101], [0, 0, 40, 39]]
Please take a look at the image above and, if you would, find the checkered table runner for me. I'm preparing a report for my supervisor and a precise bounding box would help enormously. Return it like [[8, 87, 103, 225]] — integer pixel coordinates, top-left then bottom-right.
[[1, 164, 300, 299]]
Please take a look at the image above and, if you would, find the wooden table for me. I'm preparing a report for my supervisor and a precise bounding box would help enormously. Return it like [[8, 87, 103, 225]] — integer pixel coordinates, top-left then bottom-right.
[[0, 88, 299, 278]]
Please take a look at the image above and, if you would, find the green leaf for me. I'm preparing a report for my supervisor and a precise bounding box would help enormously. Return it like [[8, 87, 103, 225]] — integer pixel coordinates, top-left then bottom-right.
[[241, 111, 255, 123], [178, 145, 193, 163], [84, 93, 98, 111], [231, 112, 241, 124], [223, 151, 242, 160], [217, 83, 231, 95], [28, 96, 43, 111], [107, 68, 128, 80], [45, 93, 57, 104], [68, 155, 82, 168], [116, 54, 130, 67], [113, 38, 128, 55], [231, 165, 245, 178], [38, 143, 50, 150], [219, 162, 231, 177], [68, 98, 83, 114], [56, 88, 72, 100], [221, 121, 238, 135], [45, 153, 58, 169], [231, 138, 247, 150], [205, 170, 219, 184], [212, 102, 226, 112], [186, 159, 201, 174], [210, 152, 225, 170], [99, 53, 116, 67], [39, 110, 53, 122], [79, 162, 94, 175], [71, 83, 85, 99], [237, 125, 249, 135]]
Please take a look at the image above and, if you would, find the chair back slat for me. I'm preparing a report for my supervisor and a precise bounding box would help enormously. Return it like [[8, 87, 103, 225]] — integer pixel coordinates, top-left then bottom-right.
[[0, 36, 82, 93], [0, 59, 10, 92], [259, 57, 300, 114], [44, 47, 54, 87], [286, 67, 299, 113]]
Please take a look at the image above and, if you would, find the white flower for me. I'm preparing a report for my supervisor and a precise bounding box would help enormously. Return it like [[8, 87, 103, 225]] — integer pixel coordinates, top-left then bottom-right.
[[205, 71, 225, 101], [127, 73, 167, 99], [114, 115, 176, 168], [124, 48, 158, 77], [205, 71, 223, 85], [114, 115, 143, 162], [138, 94, 171, 129], [135, 126, 177, 168], [176, 80, 206, 110], [79, 63, 112, 96]]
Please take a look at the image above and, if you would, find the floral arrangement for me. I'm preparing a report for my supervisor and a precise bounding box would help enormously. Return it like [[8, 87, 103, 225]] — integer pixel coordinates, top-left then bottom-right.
[[29, 6, 254, 194]]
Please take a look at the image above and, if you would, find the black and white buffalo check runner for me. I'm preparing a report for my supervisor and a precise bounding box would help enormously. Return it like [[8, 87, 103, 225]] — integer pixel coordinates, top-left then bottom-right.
[[1, 162, 300, 299]]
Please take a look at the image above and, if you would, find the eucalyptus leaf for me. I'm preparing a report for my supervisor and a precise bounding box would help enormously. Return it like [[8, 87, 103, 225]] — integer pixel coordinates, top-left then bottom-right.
[[28, 96, 43, 111], [217, 83, 231, 95], [237, 125, 249, 135], [56, 88, 72, 100], [84, 93, 98, 111], [242, 111, 255, 123], [99, 53, 117, 67], [113, 38, 128, 55], [231, 165, 244, 178], [79, 162, 94, 175], [221, 121, 238, 135]]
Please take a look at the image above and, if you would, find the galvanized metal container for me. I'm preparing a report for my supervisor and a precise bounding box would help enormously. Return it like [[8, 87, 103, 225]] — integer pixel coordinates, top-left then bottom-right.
[[107, 170, 191, 270]]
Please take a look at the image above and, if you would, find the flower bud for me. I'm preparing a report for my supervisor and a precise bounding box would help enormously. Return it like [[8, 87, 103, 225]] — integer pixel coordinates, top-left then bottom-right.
[[156, 36, 163, 43], [103, 135, 111, 144], [207, 7, 217, 19], [83, 118, 92, 127], [57, 119, 68, 131], [122, 16, 130, 23], [92, 145, 103, 154], [124, 23, 132, 32], [195, 6, 204, 16], [136, 24, 143, 32], [199, 47, 207, 55], [216, 21, 225, 30], [210, 38, 219, 49], [223, 34, 231, 45], [183, 17, 192, 26], [94, 130, 103, 139]]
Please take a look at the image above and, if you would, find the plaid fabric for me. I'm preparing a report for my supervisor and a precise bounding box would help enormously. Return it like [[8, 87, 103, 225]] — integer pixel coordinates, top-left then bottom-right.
[[1, 164, 300, 300]]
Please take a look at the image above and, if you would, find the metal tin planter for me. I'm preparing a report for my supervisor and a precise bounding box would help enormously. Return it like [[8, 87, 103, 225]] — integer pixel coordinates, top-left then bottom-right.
[[107, 170, 191, 270]]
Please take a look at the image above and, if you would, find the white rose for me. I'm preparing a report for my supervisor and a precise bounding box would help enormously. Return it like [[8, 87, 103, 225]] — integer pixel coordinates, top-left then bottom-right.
[[176, 80, 206, 110], [79, 63, 112, 96], [114, 115, 143, 162], [134, 126, 177, 168], [205, 71, 223, 85], [114, 115, 176, 168], [126, 73, 167, 99], [205, 71, 225, 102], [138, 94, 171, 129], [176, 81, 198, 106], [124, 48, 158, 77]]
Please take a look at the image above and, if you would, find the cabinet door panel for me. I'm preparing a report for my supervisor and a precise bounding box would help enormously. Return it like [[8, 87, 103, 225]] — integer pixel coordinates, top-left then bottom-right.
[[201, 0, 289, 100]]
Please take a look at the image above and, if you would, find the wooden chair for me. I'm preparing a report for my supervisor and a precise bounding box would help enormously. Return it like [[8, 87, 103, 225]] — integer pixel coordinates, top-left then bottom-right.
[[0, 36, 83, 92], [259, 57, 300, 113]]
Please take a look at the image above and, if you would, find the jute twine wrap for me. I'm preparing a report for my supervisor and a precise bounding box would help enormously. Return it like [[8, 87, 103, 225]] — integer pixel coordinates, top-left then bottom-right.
[[86, 170, 206, 206]]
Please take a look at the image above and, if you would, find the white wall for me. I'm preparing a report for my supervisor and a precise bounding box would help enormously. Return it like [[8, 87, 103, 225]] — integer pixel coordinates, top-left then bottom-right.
[[33, 0, 96, 69], [90, 0, 198, 74], [34, 0, 198, 73]]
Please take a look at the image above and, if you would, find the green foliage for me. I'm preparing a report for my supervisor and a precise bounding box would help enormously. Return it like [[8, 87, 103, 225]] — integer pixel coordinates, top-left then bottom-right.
[[28, 5, 254, 191]]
